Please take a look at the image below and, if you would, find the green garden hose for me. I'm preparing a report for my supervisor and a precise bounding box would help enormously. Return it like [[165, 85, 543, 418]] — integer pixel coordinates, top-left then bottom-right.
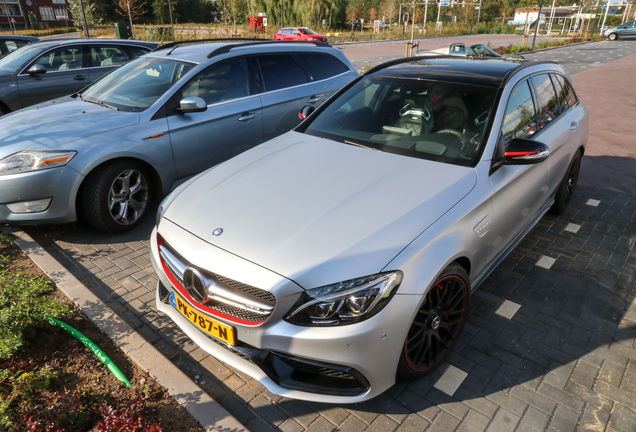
[[45, 316, 132, 388]]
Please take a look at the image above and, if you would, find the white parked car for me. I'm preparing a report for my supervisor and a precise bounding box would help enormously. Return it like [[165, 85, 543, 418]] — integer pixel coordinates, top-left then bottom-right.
[[151, 57, 588, 403]]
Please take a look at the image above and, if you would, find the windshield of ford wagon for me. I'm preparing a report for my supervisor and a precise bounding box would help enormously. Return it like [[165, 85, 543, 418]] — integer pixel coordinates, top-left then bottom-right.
[[304, 76, 497, 166], [0, 44, 48, 74], [79, 56, 195, 112]]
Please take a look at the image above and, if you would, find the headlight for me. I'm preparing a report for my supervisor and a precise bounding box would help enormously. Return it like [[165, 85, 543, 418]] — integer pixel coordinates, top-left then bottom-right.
[[0, 150, 76, 176], [285, 271, 403, 326]]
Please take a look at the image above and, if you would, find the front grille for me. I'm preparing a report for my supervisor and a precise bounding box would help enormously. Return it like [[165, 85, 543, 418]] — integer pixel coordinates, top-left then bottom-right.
[[159, 240, 276, 325]]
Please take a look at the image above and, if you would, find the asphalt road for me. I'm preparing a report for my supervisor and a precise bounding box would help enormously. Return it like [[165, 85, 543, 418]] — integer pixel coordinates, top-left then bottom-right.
[[20, 38, 636, 432]]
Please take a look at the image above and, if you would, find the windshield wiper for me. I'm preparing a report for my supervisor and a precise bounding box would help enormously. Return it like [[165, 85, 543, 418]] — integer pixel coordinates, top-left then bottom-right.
[[98, 100, 119, 111], [344, 140, 377, 150], [81, 95, 119, 111]]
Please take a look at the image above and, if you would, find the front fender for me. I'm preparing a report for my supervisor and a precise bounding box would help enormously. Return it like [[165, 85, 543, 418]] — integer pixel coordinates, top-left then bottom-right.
[[68, 116, 177, 196]]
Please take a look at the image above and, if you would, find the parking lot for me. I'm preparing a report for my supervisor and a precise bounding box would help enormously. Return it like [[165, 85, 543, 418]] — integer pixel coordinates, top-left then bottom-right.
[[16, 39, 636, 431]]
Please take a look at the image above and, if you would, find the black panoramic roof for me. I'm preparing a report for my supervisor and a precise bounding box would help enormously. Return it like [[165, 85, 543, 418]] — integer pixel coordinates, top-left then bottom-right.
[[369, 57, 538, 88]]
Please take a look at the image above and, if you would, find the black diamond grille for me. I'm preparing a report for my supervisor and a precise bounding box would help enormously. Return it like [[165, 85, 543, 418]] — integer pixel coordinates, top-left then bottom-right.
[[161, 241, 276, 324]]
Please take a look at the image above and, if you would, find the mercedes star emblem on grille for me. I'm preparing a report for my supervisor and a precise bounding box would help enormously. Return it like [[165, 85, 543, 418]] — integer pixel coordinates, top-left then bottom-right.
[[183, 266, 209, 304]]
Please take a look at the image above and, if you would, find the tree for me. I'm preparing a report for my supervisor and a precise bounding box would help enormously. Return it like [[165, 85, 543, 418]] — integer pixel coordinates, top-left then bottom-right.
[[68, 0, 96, 28], [379, 0, 398, 24], [115, 0, 147, 36], [346, 0, 365, 22], [152, 0, 177, 24]]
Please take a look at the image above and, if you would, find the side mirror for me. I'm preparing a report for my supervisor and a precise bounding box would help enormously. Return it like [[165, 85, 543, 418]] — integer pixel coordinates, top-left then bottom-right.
[[27, 64, 47, 75], [299, 105, 315, 120], [504, 138, 549, 165], [178, 96, 207, 114]]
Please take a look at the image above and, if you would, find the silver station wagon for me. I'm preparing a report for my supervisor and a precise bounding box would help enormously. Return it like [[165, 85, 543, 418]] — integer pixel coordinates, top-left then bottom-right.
[[0, 40, 357, 232], [152, 57, 588, 403]]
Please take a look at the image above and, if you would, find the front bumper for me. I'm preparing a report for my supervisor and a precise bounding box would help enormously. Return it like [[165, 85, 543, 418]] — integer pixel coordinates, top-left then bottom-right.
[[150, 224, 414, 403], [0, 165, 82, 225]]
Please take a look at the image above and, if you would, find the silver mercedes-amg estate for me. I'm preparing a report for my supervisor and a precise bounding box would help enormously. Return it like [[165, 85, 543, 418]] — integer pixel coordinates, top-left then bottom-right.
[[151, 57, 588, 403]]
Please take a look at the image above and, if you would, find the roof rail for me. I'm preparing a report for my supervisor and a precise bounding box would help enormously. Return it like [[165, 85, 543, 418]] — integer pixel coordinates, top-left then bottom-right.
[[205, 40, 330, 59], [157, 38, 265, 51]]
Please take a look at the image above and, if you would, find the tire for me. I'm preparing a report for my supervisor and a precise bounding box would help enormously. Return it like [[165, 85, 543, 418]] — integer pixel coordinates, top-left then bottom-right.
[[551, 151, 581, 215], [397, 263, 470, 379], [608, 33, 618, 41], [0, 105, 7, 117], [81, 160, 151, 233]]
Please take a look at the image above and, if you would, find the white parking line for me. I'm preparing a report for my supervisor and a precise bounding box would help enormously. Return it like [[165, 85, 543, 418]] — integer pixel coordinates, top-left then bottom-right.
[[564, 223, 581, 233], [495, 300, 521, 320], [536, 255, 557, 270], [586, 199, 601, 207], [434, 365, 468, 396]]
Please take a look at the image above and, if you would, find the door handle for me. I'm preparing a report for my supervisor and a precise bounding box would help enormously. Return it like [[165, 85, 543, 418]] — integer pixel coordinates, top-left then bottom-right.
[[307, 95, 322, 103], [570, 121, 578, 131], [73, 75, 87, 81], [238, 113, 255, 121]]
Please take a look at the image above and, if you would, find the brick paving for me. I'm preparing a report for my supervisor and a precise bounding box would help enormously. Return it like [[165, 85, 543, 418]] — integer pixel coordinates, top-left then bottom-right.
[[21, 40, 636, 431]]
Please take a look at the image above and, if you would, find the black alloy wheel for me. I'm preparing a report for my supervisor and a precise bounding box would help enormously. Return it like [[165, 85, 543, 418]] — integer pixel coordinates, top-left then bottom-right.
[[398, 263, 469, 379], [81, 160, 151, 233]]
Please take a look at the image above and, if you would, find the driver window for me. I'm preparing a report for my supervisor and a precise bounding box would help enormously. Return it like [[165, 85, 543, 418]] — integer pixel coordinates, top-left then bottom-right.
[[34, 46, 83, 71], [501, 80, 536, 146], [181, 58, 250, 105]]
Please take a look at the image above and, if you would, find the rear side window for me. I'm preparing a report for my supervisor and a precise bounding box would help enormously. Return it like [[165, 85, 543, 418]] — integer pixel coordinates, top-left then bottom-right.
[[91, 45, 130, 67], [552, 74, 577, 112], [257, 54, 309, 91], [296, 53, 349, 81], [530, 74, 559, 129]]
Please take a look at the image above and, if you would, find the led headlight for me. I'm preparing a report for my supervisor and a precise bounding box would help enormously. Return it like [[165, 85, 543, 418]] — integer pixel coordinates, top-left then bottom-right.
[[0, 150, 76, 176], [285, 271, 403, 326]]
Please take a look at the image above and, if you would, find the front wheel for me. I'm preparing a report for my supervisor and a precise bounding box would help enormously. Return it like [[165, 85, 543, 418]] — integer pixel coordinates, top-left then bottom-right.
[[608, 33, 618, 41], [551, 151, 581, 215], [81, 160, 152, 233], [397, 263, 470, 379]]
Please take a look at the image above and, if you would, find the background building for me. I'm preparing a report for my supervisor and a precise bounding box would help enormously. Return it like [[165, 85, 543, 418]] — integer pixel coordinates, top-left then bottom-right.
[[1, 0, 73, 31]]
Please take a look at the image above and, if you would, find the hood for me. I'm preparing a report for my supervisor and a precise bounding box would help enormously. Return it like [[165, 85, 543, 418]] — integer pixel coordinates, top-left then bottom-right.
[[164, 132, 477, 289], [0, 97, 140, 154]]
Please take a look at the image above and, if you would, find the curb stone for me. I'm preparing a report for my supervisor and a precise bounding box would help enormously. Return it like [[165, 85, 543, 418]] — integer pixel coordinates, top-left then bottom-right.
[[4, 227, 248, 432]]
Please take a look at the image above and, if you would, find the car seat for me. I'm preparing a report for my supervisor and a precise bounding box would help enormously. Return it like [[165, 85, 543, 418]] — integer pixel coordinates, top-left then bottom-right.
[[58, 49, 81, 70]]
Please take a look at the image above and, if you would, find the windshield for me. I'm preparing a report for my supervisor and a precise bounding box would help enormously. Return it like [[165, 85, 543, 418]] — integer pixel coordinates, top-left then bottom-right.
[[299, 28, 318, 35], [0, 44, 48, 74], [303, 76, 497, 166], [80, 56, 195, 112]]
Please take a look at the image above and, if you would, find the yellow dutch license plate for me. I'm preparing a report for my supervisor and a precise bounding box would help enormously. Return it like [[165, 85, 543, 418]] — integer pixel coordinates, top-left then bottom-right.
[[170, 290, 236, 346]]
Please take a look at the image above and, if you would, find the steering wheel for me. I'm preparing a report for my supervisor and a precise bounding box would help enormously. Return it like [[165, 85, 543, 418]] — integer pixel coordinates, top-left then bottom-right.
[[435, 129, 476, 158], [436, 128, 471, 145]]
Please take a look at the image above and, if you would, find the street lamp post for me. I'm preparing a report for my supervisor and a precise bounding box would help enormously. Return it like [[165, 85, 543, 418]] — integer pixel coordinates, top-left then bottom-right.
[[78, 0, 89, 38]]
